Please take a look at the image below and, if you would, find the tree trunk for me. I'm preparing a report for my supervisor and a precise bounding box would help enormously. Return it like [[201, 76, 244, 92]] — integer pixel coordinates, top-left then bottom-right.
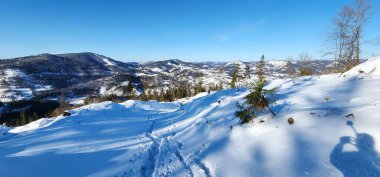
[[355, 28, 361, 65], [267, 106, 276, 117]]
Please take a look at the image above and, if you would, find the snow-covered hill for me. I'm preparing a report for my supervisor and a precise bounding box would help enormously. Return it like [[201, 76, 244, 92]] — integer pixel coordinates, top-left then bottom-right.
[[1, 58, 379, 177], [0, 53, 138, 102]]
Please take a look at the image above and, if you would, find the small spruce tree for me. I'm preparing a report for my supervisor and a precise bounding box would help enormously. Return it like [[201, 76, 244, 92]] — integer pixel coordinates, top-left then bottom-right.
[[235, 55, 276, 124], [245, 80, 276, 116]]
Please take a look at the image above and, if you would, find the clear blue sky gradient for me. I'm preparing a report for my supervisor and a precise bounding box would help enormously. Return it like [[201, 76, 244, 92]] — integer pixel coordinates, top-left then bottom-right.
[[0, 0, 379, 62]]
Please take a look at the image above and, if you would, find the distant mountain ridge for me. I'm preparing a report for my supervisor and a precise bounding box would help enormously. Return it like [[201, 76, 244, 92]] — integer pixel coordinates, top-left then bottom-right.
[[0, 52, 343, 102]]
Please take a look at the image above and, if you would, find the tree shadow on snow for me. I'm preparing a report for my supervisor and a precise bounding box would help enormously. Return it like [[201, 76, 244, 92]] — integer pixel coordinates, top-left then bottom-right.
[[271, 100, 292, 114], [272, 76, 315, 101], [302, 77, 361, 119], [251, 145, 267, 176], [330, 121, 380, 177]]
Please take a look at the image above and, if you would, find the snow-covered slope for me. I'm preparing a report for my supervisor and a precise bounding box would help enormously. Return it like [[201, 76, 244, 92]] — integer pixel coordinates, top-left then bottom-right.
[[0, 69, 53, 102], [1, 57, 380, 176], [342, 57, 380, 78]]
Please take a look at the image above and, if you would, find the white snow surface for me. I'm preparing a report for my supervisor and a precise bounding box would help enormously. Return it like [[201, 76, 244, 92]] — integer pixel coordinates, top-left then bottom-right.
[[96, 54, 115, 66], [343, 57, 380, 78], [1, 59, 380, 177], [68, 97, 86, 105], [268, 60, 288, 68]]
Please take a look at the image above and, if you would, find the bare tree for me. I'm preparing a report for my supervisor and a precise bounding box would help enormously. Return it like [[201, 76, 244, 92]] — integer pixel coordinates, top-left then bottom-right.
[[352, 0, 372, 65], [299, 52, 313, 63], [285, 56, 295, 77], [326, 0, 372, 71], [298, 52, 313, 76], [335, 5, 355, 70]]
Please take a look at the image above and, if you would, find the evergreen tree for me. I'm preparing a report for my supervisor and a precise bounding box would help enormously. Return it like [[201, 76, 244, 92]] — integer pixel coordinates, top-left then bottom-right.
[[186, 86, 192, 97], [164, 88, 175, 102], [176, 85, 186, 98], [245, 64, 251, 79], [235, 102, 255, 124], [230, 64, 239, 88], [218, 83, 223, 90], [19, 109, 27, 126], [126, 77, 134, 96], [32, 112, 39, 121], [153, 91, 159, 101], [197, 80, 206, 93], [140, 91, 148, 101], [159, 90, 165, 102], [245, 80, 276, 116], [236, 54, 276, 124], [194, 79, 206, 95], [256, 55, 265, 82], [145, 90, 151, 100], [59, 92, 67, 108]]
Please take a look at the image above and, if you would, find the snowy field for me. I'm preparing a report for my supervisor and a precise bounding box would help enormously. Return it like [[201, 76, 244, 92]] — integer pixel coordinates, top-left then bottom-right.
[[1, 58, 380, 177]]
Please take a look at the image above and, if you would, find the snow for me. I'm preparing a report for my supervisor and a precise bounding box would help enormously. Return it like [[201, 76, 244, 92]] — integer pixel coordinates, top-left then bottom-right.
[[68, 97, 86, 105], [0, 69, 36, 102], [342, 57, 380, 78], [9, 116, 67, 134], [99, 86, 107, 95], [226, 60, 244, 66], [136, 72, 158, 77], [120, 81, 129, 86], [3, 69, 26, 78], [34, 84, 53, 92], [99, 81, 141, 96], [268, 60, 288, 68], [151, 67, 166, 73], [95, 54, 115, 66], [1, 58, 380, 176]]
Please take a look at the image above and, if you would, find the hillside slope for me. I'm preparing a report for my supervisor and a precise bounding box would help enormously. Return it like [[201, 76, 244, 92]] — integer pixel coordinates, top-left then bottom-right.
[[0, 59, 380, 177]]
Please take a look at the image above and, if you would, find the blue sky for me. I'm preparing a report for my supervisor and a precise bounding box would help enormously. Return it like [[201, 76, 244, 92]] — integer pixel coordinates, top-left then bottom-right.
[[0, 0, 379, 62]]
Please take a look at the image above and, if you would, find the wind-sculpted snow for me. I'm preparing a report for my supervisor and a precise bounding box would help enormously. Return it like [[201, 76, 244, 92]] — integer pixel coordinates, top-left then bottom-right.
[[1, 61, 380, 176]]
